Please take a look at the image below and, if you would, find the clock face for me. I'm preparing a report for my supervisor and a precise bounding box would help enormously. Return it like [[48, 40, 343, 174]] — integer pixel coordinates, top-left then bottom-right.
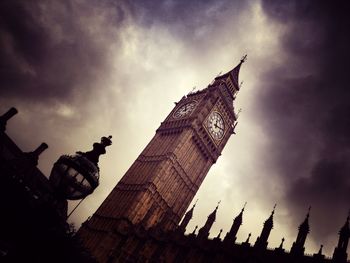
[[173, 101, 197, 119], [207, 111, 225, 140]]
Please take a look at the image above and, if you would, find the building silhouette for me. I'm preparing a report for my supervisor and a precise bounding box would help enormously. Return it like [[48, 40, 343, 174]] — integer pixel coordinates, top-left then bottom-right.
[[0, 57, 349, 263]]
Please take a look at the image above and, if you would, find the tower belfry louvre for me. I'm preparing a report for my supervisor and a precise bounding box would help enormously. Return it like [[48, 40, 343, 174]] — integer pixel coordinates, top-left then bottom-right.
[[78, 57, 246, 262]]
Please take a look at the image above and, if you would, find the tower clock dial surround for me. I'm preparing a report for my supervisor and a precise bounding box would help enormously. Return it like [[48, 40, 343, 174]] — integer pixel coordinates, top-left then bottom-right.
[[206, 111, 225, 141], [173, 101, 198, 119]]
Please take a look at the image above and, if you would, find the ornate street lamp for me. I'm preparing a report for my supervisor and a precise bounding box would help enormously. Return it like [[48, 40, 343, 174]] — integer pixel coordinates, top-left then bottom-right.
[[49, 136, 112, 200]]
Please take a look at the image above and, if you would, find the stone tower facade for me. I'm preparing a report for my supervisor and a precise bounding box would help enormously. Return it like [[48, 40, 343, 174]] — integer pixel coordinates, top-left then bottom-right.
[[78, 57, 246, 262]]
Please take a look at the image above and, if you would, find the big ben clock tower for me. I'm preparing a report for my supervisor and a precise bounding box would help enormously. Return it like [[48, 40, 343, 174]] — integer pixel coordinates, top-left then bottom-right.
[[78, 56, 246, 262]]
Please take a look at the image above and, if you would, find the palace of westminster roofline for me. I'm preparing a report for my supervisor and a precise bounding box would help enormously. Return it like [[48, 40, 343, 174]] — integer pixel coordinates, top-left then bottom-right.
[[179, 200, 350, 259]]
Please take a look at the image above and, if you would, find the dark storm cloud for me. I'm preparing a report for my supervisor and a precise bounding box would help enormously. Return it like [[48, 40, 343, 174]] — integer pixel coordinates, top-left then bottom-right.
[[0, 0, 246, 103], [128, 0, 245, 24], [126, 0, 249, 43], [260, 0, 350, 244], [0, 0, 129, 175], [0, 0, 123, 101]]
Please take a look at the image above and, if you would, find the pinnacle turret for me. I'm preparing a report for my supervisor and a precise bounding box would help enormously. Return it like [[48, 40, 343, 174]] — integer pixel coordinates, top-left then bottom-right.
[[299, 207, 311, 233], [264, 204, 276, 229], [318, 245, 323, 255], [339, 215, 350, 237], [197, 201, 220, 240], [291, 207, 311, 257], [279, 238, 285, 249], [208, 201, 220, 221], [333, 213, 350, 262], [224, 203, 246, 245], [216, 229, 223, 239], [244, 233, 251, 244], [178, 200, 197, 233], [235, 202, 246, 223], [254, 204, 276, 249]]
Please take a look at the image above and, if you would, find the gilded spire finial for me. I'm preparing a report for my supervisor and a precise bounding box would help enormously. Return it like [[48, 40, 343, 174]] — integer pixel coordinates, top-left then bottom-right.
[[307, 206, 311, 218], [272, 204, 277, 215], [194, 199, 199, 207], [242, 202, 247, 212], [241, 54, 247, 64], [190, 199, 198, 210]]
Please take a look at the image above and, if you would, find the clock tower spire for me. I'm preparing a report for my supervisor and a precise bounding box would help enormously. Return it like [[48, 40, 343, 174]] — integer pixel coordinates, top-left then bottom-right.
[[78, 58, 246, 263]]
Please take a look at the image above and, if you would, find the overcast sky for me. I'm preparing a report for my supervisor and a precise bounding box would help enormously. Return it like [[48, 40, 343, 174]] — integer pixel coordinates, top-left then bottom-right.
[[1, 0, 349, 256]]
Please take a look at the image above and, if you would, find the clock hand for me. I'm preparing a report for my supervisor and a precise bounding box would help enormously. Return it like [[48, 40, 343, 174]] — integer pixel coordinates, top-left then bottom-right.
[[214, 123, 224, 131]]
